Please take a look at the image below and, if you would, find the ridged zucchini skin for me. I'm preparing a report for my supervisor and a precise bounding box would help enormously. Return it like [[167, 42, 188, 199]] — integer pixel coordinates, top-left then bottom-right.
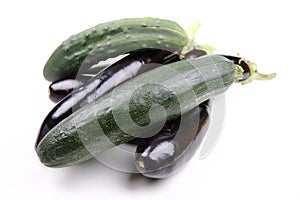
[[37, 55, 242, 167], [43, 18, 188, 82]]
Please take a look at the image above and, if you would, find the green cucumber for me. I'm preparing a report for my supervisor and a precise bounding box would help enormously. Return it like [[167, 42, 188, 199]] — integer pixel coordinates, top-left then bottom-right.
[[43, 17, 188, 82], [37, 55, 243, 167]]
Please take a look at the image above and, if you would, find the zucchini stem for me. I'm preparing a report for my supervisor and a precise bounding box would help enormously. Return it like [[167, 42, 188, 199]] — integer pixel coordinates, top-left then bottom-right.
[[181, 21, 215, 56], [186, 20, 201, 41]]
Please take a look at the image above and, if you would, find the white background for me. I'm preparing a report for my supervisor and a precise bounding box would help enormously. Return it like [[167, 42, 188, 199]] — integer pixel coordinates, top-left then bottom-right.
[[1, 0, 299, 199]]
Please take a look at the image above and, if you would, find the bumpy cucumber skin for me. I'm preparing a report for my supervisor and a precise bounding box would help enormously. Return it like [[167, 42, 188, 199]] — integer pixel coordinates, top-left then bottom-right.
[[43, 18, 188, 82], [37, 55, 242, 167]]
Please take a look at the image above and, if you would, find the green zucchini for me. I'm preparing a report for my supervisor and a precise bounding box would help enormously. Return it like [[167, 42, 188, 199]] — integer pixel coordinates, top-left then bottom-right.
[[43, 17, 188, 82], [37, 55, 243, 168]]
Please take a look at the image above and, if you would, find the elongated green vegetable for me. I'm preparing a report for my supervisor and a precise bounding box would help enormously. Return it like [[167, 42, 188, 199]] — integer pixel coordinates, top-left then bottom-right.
[[43, 18, 188, 82], [37, 55, 244, 167]]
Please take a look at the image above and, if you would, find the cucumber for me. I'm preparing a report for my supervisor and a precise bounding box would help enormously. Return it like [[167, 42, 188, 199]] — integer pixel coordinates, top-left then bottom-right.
[[43, 18, 188, 82], [36, 55, 243, 167]]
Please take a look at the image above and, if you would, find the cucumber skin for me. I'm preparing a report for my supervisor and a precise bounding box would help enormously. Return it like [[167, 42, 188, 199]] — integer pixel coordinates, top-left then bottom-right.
[[37, 55, 242, 167], [43, 18, 188, 82]]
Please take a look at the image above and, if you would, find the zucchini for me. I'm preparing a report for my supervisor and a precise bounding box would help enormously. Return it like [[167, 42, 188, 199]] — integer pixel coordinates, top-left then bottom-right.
[[36, 55, 243, 167], [36, 49, 179, 149], [43, 18, 188, 82]]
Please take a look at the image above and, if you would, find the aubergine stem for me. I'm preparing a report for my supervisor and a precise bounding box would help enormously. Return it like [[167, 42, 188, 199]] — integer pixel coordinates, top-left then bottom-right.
[[221, 55, 276, 84], [236, 57, 276, 84], [256, 72, 277, 80]]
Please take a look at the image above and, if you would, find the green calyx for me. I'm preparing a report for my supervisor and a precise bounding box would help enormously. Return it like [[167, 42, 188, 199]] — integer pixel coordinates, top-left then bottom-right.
[[181, 21, 215, 55], [234, 64, 244, 81]]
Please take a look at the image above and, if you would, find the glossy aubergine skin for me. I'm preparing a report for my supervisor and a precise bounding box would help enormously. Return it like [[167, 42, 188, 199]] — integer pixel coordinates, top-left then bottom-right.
[[48, 61, 120, 103], [135, 100, 211, 179], [35, 49, 180, 149], [184, 49, 207, 59], [49, 78, 83, 103]]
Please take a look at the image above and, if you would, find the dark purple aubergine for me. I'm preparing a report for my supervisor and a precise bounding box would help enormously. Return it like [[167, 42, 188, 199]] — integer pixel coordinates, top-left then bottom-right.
[[48, 62, 114, 103], [134, 100, 211, 179], [35, 49, 180, 149], [49, 78, 83, 103], [184, 49, 207, 59], [47, 49, 209, 103]]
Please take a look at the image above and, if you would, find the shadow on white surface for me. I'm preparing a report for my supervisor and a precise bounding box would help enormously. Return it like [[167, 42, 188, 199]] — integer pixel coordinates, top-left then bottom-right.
[[57, 157, 168, 190]]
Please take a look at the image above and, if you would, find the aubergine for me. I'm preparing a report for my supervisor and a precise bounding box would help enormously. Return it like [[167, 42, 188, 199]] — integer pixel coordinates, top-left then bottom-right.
[[48, 49, 208, 104], [48, 74, 107, 103], [134, 100, 211, 179]]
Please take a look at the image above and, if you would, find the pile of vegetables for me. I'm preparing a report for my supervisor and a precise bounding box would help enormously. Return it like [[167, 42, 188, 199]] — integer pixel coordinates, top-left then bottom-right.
[[35, 17, 275, 179]]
